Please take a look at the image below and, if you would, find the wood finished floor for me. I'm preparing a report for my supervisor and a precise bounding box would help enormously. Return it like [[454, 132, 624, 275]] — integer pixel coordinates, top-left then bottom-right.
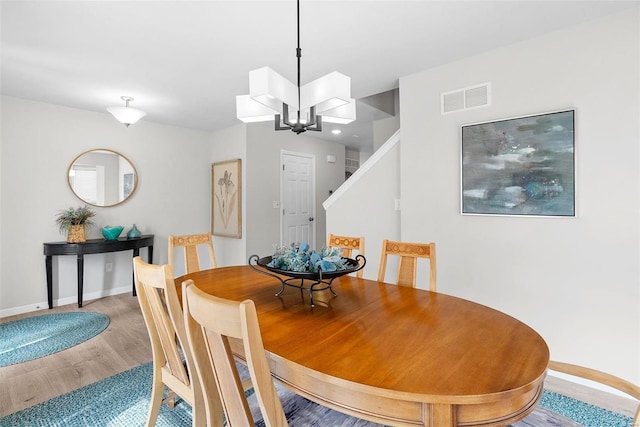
[[0, 293, 636, 421], [0, 293, 152, 417]]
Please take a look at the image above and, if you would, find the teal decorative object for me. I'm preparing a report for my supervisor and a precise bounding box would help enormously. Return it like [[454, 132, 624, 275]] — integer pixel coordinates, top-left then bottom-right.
[[126, 224, 141, 239], [101, 226, 124, 240]]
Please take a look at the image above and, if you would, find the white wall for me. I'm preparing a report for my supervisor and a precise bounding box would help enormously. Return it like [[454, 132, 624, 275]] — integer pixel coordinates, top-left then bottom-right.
[[325, 134, 401, 281], [0, 96, 212, 315], [373, 115, 400, 153], [209, 124, 248, 267], [400, 9, 639, 383]]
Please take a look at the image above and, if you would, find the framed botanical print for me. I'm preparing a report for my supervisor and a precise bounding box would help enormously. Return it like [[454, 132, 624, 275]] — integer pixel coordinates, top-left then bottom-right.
[[212, 159, 242, 238]]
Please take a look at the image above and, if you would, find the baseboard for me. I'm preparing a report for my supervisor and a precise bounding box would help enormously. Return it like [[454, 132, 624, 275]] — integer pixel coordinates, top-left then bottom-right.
[[0, 286, 131, 318]]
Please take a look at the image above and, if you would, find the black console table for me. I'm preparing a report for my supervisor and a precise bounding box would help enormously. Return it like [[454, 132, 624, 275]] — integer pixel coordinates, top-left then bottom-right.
[[43, 235, 154, 308]]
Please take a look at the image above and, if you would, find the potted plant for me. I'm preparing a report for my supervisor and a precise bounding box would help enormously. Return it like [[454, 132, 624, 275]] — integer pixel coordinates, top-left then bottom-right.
[[55, 205, 96, 243]]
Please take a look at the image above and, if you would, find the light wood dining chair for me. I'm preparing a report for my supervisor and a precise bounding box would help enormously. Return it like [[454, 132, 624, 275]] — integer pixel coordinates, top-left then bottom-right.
[[182, 281, 287, 427], [133, 256, 218, 427], [547, 361, 640, 425], [377, 239, 437, 290], [168, 233, 217, 275], [327, 234, 365, 278], [182, 280, 383, 426]]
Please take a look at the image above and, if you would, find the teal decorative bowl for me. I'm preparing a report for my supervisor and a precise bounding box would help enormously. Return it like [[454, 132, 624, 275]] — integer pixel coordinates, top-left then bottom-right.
[[102, 226, 124, 240]]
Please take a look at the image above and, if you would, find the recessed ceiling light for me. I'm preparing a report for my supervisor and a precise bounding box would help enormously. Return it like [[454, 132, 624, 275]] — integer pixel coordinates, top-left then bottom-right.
[[331, 129, 342, 135]]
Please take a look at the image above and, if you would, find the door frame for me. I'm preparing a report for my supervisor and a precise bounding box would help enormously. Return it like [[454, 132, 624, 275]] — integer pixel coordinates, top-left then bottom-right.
[[280, 150, 316, 248]]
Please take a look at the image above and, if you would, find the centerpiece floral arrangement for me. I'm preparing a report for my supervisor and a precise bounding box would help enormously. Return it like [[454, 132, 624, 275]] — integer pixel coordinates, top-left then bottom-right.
[[267, 243, 349, 273]]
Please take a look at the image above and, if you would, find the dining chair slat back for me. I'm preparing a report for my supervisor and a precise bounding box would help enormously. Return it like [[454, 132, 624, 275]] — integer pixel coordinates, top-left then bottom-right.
[[548, 361, 640, 426], [377, 239, 437, 290], [168, 233, 217, 275], [182, 280, 288, 427], [327, 234, 365, 278], [133, 256, 213, 427]]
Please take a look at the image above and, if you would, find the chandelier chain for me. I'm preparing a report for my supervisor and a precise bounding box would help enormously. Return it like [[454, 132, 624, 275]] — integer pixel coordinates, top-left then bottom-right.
[[296, 0, 302, 124]]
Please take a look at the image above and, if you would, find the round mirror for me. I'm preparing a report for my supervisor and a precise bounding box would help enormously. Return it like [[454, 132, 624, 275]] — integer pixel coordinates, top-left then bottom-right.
[[67, 149, 138, 207]]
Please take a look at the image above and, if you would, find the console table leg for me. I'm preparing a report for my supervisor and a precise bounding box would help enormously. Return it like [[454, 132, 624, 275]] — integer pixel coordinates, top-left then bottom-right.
[[132, 248, 140, 296], [77, 254, 84, 308], [46, 256, 53, 309]]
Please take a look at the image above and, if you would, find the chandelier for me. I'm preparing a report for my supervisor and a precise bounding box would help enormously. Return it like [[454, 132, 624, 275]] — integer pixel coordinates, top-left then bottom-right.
[[236, 0, 356, 134]]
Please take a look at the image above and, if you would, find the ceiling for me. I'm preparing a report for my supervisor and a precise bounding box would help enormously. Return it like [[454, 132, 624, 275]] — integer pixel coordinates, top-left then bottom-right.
[[2, 1, 637, 151]]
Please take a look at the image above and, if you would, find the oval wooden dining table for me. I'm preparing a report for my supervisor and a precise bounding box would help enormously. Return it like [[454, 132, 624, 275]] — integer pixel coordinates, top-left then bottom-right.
[[175, 265, 549, 427]]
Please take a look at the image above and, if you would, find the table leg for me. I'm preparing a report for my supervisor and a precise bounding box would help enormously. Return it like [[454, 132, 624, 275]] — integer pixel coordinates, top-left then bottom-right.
[[77, 254, 84, 308], [132, 248, 140, 296], [430, 403, 456, 426], [46, 256, 53, 309]]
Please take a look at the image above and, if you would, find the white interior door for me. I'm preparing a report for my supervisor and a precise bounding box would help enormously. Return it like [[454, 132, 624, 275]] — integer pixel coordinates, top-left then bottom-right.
[[281, 151, 315, 249]]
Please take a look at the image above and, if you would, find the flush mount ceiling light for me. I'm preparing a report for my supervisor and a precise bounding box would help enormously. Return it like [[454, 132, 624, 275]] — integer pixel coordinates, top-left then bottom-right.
[[107, 96, 146, 127], [236, 0, 356, 134]]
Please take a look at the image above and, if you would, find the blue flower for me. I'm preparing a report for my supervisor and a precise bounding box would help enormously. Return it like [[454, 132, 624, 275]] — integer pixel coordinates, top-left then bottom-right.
[[299, 242, 310, 252], [310, 252, 322, 266], [318, 260, 337, 272], [323, 255, 341, 263]]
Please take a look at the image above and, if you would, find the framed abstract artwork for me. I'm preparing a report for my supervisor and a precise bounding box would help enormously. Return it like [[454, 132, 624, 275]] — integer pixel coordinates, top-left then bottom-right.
[[461, 110, 575, 217], [123, 173, 134, 199], [212, 159, 242, 238]]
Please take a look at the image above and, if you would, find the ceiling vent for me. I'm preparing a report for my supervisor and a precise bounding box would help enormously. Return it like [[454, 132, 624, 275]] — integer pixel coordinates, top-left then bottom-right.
[[441, 82, 491, 114]]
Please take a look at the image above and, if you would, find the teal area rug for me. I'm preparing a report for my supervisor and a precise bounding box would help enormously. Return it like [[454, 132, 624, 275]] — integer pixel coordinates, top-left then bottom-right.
[[0, 312, 110, 367], [0, 362, 633, 426], [0, 364, 189, 426], [512, 390, 634, 427], [537, 390, 633, 427]]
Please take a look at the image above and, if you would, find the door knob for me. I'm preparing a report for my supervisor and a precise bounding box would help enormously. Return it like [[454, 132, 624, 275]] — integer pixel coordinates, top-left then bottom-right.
[[309, 217, 314, 222]]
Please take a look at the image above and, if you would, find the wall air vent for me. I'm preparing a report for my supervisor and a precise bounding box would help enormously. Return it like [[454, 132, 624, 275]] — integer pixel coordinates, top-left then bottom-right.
[[346, 158, 360, 171], [441, 82, 491, 114]]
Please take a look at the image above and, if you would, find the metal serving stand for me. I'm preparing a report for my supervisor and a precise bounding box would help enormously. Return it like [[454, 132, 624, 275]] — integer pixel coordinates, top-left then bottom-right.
[[248, 254, 366, 307]]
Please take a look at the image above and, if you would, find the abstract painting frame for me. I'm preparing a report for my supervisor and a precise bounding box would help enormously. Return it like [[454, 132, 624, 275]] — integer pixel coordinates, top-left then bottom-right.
[[123, 173, 134, 199], [212, 159, 242, 238], [461, 110, 575, 217]]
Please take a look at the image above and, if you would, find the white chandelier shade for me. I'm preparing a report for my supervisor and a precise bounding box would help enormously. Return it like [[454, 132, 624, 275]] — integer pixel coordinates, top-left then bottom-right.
[[235, 94, 279, 123], [106, 106, 147, 126], [237, 66, 356, 126], [106, 96, 146, 127], [300, 71, 351, 112], [321, 99, 356, 124], [249, 67, 297, 112]]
